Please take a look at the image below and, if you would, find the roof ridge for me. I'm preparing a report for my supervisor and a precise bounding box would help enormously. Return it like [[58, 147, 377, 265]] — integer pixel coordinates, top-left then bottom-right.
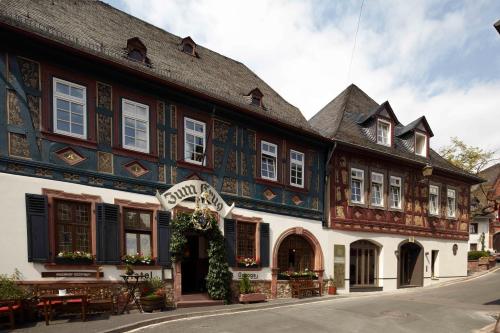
[[330, 84, 355, 138]]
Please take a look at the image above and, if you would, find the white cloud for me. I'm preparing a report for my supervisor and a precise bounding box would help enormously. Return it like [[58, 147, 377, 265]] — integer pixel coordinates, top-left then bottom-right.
[[118, 0, 500, 155]]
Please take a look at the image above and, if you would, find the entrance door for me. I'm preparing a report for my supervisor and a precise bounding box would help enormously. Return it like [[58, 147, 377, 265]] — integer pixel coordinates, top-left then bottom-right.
[[494, 233, 500, 253], [181, 234, 209, 294], [431, 250, 438, 278], [399, 242, 423, 287], [350, 240, 379, 288]]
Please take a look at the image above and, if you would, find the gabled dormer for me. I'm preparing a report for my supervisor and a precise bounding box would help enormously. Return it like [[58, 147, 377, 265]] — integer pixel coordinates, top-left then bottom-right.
[[357, 101, 399, 148], [247, 88, 264, 108], [125, 37, 151, 65], [396, 116, 434, 158], [180, 36, 197, 57]]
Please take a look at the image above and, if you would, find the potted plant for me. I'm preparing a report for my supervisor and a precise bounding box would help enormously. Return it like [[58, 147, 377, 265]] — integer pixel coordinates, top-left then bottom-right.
[[238, 273, 266, 304], [55, 251, 93, 265], [122, 253, 154, 266], [140, 277, 165, 312], [237, 257, 259, 268], [326, 277, 336, 295], [125, 264, 134, 276]]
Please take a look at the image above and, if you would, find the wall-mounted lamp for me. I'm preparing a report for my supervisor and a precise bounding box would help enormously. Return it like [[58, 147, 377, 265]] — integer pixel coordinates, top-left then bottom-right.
[[418, 164, 433, 183]]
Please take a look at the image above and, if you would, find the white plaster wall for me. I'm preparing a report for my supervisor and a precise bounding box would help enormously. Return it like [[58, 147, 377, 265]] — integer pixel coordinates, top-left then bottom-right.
[[0, 172, 468, 292], [468, 219, 490, 251]]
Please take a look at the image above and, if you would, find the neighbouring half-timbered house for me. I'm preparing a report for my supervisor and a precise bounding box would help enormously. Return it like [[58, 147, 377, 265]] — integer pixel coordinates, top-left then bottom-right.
[[0, 0, 330, 304], [309, 84, 482, 292]]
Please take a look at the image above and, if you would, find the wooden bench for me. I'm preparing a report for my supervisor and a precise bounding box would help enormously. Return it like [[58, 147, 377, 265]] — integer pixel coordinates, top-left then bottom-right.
[[290, 279, 322, 299]]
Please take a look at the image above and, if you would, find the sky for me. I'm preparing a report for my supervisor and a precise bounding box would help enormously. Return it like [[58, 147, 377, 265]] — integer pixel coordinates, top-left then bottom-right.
[[106, 0, 500, 157]]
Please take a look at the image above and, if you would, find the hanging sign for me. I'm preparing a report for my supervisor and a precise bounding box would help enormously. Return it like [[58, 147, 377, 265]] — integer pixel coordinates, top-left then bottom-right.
[[156, 180, 235, 218]]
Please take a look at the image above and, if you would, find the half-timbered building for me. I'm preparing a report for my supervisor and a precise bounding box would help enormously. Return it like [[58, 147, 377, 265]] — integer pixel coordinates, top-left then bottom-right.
[[310, 84, 482, 291]]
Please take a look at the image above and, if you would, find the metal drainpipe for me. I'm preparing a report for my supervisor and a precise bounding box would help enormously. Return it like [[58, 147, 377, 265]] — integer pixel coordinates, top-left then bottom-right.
[[322, 142, 337, 228]]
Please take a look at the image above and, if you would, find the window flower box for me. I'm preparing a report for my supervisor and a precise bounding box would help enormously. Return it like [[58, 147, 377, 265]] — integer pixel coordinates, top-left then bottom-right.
[[55, 251, 93, 265], [236, 257, 259, 268], [122, 253, 155, 266], [239, 293, 266, 304]]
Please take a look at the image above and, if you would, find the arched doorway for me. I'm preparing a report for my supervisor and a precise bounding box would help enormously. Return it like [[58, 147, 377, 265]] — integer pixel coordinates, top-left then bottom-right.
[[350, 240, 380, 290], [271, 227, 324, 298], [398, 241, 424, 288], [277, 234, 314, 272], [494, 233, 500, 253]]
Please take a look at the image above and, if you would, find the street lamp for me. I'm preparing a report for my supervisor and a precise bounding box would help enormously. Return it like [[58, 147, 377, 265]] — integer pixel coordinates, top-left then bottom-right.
[[495, 20, 500, 35]]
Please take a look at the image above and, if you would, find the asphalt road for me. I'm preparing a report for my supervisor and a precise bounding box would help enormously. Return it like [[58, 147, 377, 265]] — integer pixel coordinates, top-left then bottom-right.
[[133, 270, 500, 333]]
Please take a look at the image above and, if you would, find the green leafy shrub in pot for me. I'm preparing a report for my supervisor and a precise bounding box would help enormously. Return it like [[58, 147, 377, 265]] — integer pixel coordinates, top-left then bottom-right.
[[239, 273, 252, 294], [468, 250, 491, 260], [0, 273, 28, 300]]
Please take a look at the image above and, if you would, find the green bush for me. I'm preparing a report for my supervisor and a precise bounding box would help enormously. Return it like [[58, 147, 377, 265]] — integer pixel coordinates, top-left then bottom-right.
[[239, 273, 252, 294], [468, 251, 491, 260], [0, 273, 27, 300]]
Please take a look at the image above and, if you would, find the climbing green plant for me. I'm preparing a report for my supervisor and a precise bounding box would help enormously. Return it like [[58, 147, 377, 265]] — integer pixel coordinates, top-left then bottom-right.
[[170, 212, 232, 301]]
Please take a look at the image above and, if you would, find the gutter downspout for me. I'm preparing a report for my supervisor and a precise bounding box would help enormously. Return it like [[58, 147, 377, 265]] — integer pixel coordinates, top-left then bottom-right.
[[323, 142, 337, 228]]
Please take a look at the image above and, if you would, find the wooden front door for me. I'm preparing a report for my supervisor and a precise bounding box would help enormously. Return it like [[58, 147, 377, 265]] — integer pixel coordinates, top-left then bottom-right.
[[494, 233, 500, 253], [399, 242, 424, 287], [181, 234, 209, 294]]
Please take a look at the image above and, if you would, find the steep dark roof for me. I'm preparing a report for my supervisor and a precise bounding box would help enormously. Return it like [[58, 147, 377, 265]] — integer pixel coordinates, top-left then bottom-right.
[[0, 0, 315, 133], [356, 101, 400, 125], [396, 116, 434, 137], [309, 84, 482, 182]]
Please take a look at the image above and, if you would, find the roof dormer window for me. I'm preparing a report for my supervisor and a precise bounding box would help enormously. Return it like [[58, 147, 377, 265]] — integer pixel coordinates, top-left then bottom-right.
[[248, 88, 263, 108], [180, 36, 197, 56], [125, 37, 150, 65], [376, 118, 391, 146], [415, 132, 427, 157]]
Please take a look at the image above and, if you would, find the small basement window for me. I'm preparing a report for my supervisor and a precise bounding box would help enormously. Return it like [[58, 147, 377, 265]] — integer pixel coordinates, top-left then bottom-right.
[[415, 132, 427, 157]]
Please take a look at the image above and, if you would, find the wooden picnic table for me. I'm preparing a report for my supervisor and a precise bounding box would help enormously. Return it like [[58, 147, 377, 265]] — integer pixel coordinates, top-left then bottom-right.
[[39, 293, 87, 325]]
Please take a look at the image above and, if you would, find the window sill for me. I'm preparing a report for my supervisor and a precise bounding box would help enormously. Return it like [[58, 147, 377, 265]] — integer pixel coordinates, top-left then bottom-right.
[[231, 266, 263, 271], [388, 208, 404, 213], [285, 185, 309, 193], [255, 177, 282, 187], [42, 131, 97, 149], [348, 202, 367, 208], [112, 147, 158, 162], [176, 160, 214, 173], [369, 205, 386, 211], [44, 263, 101, 270]]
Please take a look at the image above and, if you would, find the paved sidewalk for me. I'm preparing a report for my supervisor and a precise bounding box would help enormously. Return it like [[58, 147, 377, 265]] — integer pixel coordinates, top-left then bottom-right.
[[11, 295, 345, 333]]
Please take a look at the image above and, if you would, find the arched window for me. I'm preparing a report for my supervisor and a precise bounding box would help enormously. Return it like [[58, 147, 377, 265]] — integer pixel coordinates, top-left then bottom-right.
[[277, 234, 314, 272]]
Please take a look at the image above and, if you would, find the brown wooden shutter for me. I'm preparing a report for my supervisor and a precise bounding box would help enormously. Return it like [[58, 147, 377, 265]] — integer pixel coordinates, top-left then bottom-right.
[[157, 211, 172, 267], [224, 218, 236, 266], [26, 194, 49, 262], [96, 203, 121, 264], [259, 223, 270, 267]]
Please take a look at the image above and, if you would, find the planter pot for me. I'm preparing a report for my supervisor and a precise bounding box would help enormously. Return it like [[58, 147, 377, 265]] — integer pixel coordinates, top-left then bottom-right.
[[141, 296, 165, 312], [328, 286, 337, 295], [239, 293, 266, 304], [55, 257, 93, 265]]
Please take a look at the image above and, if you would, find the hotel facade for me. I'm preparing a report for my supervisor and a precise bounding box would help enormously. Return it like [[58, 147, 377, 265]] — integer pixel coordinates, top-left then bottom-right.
[[0, 0, 481, 304]]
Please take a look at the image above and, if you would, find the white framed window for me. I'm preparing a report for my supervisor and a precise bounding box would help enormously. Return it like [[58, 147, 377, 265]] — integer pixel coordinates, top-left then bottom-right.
[[415, 132, 427, 157], [429, 185, 440, 216], [447, 189, 456, 218], [371, 172, 384, 206], [184, 117, 206, 165], [290, 150, 304, 188], [469, 223, 478, 234], [261, 141, 277, 181], [53, 78, 87, 139], [122, 99, 149, 153], [377, 119, 391, 146], [389, 176, 402, 209], [350, 168, 364, 204]]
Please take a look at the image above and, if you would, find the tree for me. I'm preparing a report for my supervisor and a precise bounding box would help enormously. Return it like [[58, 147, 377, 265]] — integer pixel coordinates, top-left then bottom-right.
[[439, 137, 496, 175]]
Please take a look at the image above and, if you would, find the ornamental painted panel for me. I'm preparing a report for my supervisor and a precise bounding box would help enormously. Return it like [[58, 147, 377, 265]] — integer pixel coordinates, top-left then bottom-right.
[[157, 101, 165, 126], [222, 177, 237, 194], [226, 151, 237, 173], [97, 82, 112, 110], [241, 153, 247, 176], [263, 188, 276, 200], [241, 181, 251, 197], [97, 114, 112, 146], [124, 161, 149, 177], [97, 151, 113, 174], [158, 130, 165, 158], [247, 130, 256, 150], [89, 177, 104, 186], [336, 205, 345, 218], [55, 147, 86, 166], [291, 195, 303, 206], [171, 166, 177, 184], [7, 90, 22, 125], [170, 105, 177, 129], [170, 134, 177, 161], [311, 197, 319, 210], [213, 119, 230, 142], [27, 95, 40, 130], [158, 164, 166, 183], [8, 133, 30, 158], [35, 168, 52, 178], [17, 57, 40, 90], [214, 146, 224, 170]]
